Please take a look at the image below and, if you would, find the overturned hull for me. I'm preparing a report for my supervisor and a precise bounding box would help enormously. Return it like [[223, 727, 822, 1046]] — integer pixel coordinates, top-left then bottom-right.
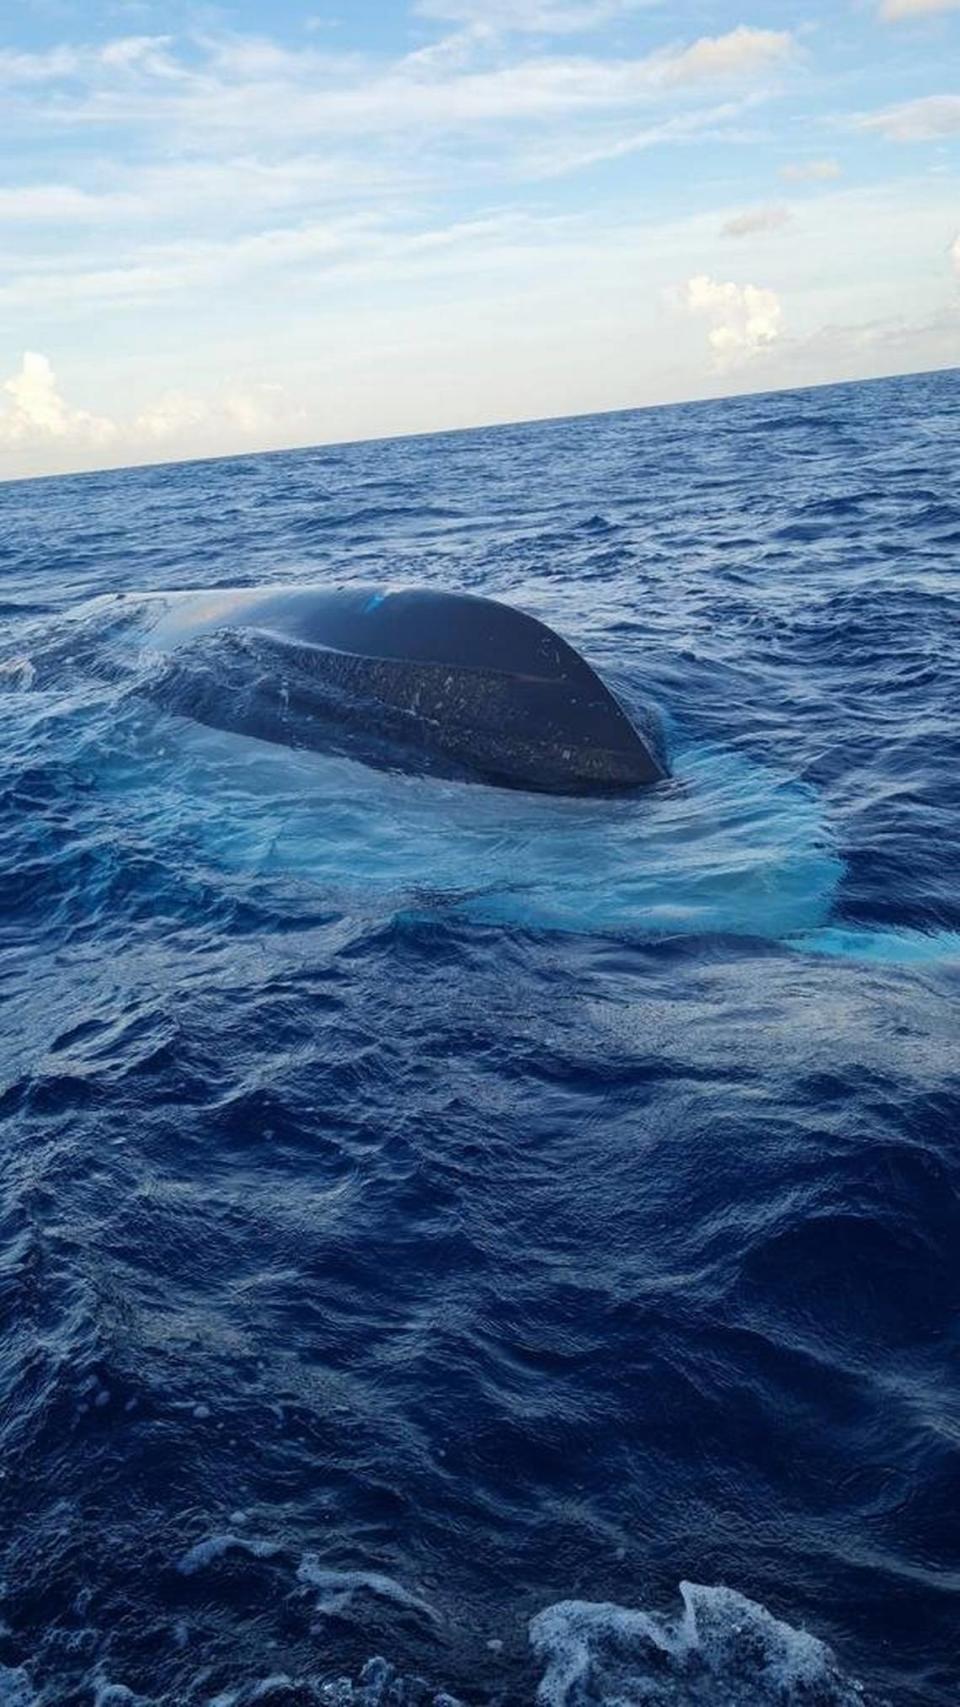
[[123, 584, 667, 795]]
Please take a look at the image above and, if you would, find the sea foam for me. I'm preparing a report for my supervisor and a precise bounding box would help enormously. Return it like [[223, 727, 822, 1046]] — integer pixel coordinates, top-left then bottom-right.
[[530, 1584, 869, 1707]]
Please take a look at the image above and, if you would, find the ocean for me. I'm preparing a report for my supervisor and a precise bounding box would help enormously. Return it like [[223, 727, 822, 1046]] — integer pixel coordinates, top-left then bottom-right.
[[0, 367, 958, 1707]]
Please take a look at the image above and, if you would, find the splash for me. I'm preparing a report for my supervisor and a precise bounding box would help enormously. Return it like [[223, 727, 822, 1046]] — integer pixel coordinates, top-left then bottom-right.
[[530, 1584, 869, 1707]]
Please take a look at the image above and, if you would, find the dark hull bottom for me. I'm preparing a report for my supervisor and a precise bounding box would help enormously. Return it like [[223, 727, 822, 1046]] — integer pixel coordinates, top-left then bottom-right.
[[132, 585, 668, 795]]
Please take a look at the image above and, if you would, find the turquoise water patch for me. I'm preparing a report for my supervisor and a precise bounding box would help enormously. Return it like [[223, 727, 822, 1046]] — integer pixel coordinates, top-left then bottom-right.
[[98, 714, 844, 944], [792, 924, 960, 967]]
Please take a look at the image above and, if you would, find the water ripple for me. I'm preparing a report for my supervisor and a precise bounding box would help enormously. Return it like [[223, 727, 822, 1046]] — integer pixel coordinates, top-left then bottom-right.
[[0, 369, 958, 1706]]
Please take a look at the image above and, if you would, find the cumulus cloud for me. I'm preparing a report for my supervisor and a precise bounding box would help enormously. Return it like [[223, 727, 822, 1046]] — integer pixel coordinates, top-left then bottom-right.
[[781, 157, 841, 181], [861, 94, 960, 140], [134, 384, 298, 441], [133, 392, 209, 440], [879, 0, 960, 19], [952, 233, 960, 279], [684, 274, 783, 367], [0, 352, 116, 446], [721, 204, 791, 238], [0, 352, 300, 462]]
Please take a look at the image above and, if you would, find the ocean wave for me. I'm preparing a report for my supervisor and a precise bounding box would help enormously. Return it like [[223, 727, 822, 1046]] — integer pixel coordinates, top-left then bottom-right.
[[0, 1580, 870, 1707], [1, 369, 958, 1707]]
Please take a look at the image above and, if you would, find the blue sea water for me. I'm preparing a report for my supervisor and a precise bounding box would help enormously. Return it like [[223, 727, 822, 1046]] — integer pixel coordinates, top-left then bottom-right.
[[0, 367, 958, 1707]]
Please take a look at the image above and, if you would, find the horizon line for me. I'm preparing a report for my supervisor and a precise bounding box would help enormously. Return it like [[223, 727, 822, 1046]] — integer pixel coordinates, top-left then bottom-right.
[[1, 359, 956, 492]]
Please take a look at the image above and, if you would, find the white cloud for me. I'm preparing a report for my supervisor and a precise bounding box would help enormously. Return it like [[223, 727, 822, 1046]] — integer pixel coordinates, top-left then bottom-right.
[[414, 1, 640, 32], [517, 98, 756, 177], [0, 18, 802, 315], [781, 158, 842, 181], [659, 26, 796, 85], [2, 174, 957, 478], [861, 94, 960, 140], [200, 36, 365, 82], [781, 307, 959, 379], [0, 210, 559, 313], [684, 274, 783, 366], [0, 44, 81, 84], [0, 35, 175, 85], [952, 233, 960, 280], [0, 184, 140, 221], [97, 36, 175, 73], [133, 392, 209, 440], [19, 26, 799, 145], [0, 352, 300, 460], [879, 0, 960, 19], [0, 352, 116, 445], [3, 14, 956, 481], [0, 155, 412, 238], [134, 384, 301, 441], [721, 204, 791, 238]]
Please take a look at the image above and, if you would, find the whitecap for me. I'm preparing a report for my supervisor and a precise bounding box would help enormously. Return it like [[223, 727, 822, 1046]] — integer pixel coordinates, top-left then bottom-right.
[[530, 1583, 869, 1707]]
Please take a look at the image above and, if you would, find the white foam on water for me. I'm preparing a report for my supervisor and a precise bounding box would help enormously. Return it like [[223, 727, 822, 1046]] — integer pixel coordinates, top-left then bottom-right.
[[0, 1579, 879, 1707], [0, 657, 36, 690], [207, 1677, 296, 1706], [530, 1583, 869, 1707], [0, 1668, 36, 1707], [176, 1535, 283, 1577], [297, 1559, 438, 1624], [311, 1658, 462, 1707]]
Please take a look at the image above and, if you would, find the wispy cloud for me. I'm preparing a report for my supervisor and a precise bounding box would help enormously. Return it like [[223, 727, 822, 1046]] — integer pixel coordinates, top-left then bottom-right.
[[0, 209, 576, 312], [659, 26, 795, 85], [517, 99, 757, 178], [861, 94, 960, 139], [13, 24, 799, 145], [879, 0, 960, 20], [0, 155, 412, 237], [3, 4, 958, 477], [721, 204, 791, 238], [0, 18, 803, 297], [134, 383, 301, 443], [781, 157, 842, 181], [0, 35, 176, 84], [414, 0, 644, 30], [0, 184, 141, 221]]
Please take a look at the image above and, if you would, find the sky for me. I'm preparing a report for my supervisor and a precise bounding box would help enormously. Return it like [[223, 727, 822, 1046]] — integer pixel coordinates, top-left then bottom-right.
[[1, 0, 958, 478]]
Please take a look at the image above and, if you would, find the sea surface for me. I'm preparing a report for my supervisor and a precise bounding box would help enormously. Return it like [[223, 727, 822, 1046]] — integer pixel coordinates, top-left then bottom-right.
[[0, 368, 958, 1707]]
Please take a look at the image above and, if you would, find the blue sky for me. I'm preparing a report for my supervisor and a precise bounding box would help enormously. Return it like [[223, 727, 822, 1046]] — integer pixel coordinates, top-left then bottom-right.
[[1, 0, 958, 476]]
